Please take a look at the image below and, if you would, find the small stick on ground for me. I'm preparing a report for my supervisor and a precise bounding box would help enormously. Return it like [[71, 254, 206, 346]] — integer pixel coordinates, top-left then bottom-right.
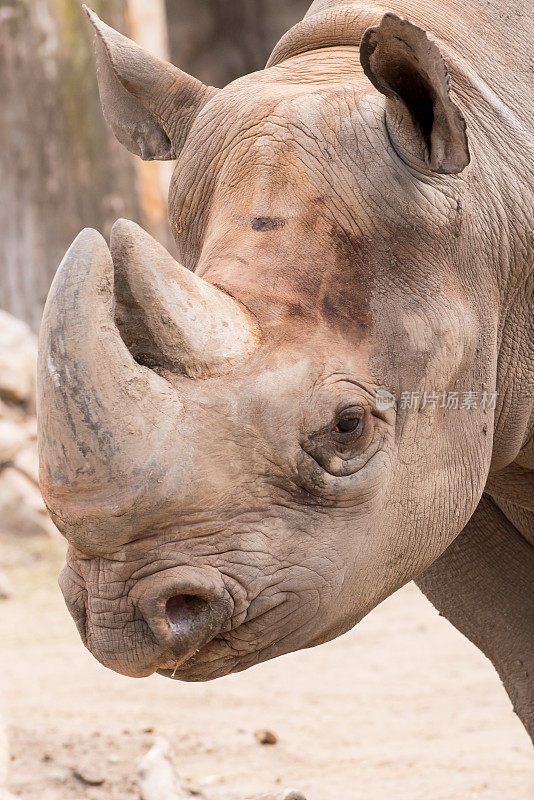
[[0, 715, 19, 800], [138, 737, 190, 800]]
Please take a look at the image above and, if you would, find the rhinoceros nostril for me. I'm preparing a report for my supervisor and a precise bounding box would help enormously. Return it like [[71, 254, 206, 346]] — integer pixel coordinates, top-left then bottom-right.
[[165, 594, 211, 638]]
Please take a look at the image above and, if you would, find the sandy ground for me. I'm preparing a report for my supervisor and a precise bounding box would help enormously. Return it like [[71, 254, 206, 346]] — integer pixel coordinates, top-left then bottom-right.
[[0, 533, 532, 800]]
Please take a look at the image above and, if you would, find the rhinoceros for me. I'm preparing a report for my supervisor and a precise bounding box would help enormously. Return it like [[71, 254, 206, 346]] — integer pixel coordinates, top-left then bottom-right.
[[37, 0, 533, 744]]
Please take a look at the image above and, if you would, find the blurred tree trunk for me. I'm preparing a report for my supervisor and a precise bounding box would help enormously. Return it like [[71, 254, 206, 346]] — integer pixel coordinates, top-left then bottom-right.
[[165, 0, 310, 87], [126, 0, 175, 253], [0, 0, 144, 331]]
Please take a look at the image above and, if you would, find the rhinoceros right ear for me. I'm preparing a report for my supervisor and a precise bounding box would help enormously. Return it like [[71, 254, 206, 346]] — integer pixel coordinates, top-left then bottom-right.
[[360, 13, 469, 174], [84, 6, 217, 161]]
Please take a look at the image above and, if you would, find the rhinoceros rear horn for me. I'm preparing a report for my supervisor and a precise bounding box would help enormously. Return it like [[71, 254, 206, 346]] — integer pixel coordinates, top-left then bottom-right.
[[110, 219, 259, 378], [83, 6, 218, 160]]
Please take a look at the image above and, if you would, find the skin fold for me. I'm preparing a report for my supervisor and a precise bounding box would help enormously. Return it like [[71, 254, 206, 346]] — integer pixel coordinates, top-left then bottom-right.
[[37, 0, 533, 743]]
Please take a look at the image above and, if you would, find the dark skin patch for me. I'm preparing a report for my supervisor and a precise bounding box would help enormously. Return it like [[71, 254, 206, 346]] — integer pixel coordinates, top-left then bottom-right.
[[319, 222, 373, 340], [251, 217, 286, 232]]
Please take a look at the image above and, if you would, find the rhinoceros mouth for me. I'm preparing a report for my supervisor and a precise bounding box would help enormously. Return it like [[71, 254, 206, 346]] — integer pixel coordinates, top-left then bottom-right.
[[155, 592, 306, 681], [155, 635, 265, 682]]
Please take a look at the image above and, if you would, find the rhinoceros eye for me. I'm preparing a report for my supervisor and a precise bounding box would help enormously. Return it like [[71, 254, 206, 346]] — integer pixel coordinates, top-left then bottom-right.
[[332, 410, 362, 437]]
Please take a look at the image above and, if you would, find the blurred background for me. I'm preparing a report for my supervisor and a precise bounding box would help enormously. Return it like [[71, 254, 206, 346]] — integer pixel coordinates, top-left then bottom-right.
[[0, 0, 309, 332], [0, 2, 532, 799]]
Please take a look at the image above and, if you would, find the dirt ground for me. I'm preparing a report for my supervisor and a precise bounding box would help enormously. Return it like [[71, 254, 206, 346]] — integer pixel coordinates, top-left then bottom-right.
[[0, 533, 532, 800]]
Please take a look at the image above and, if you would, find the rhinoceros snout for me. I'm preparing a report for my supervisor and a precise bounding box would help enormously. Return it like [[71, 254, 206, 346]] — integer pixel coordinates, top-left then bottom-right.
[[131, 566, 234, 671], [60, 558, 235, 678], [120, 567, 235, 676]]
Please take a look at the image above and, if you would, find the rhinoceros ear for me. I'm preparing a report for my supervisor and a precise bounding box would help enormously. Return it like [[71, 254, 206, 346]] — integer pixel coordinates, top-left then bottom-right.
[[83, 6, 217, 161], [360, 13, 469, 174]]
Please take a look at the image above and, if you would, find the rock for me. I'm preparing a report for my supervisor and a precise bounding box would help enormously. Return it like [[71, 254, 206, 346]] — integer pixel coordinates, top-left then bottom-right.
[[72, 766, 105, 786], [0, 311, 37, 408], [12, 443, 39, 485], [0, 421, 28, 464], [0, 573, 13, 600], [138, 737, 190, 800], [0, 467, 56, 537], [185, 788, 204, 797], [0, 312, 57, 538], [254, 729, 278, 745]]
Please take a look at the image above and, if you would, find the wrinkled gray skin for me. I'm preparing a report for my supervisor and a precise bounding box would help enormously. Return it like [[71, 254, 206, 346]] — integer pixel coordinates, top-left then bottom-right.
[[37, 0, 533, 744]]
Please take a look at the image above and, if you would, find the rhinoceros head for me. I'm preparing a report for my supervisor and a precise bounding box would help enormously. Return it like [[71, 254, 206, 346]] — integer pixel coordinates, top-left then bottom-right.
[[38, 6, 492, 680]]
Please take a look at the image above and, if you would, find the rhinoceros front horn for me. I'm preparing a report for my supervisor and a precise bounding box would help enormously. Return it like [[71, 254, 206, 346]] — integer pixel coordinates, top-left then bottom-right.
[[37, 224, 258, 529]]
